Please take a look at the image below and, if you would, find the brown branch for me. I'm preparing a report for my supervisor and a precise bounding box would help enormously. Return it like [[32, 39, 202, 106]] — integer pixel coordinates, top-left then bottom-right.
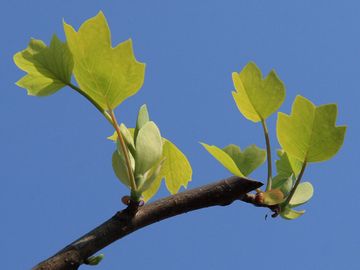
[[32, 176, 264, 270]]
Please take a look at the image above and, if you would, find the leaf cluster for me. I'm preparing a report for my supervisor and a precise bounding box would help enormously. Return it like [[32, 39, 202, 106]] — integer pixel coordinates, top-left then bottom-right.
[[202, 62, 346, 219], [14, 12, 192, 202]]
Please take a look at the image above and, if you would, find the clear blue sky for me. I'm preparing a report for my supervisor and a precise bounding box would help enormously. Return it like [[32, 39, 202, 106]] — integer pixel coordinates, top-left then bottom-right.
[[1, 1, 359, 269]]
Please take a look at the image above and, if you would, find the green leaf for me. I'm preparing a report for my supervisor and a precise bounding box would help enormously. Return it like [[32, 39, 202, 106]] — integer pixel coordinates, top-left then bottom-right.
[[135, 104, 150, 140], [275, 150, 302, 177], [159, 139, 192, 194], [14, 35, 73, 96], [142, 139, 192, 202], [280, 206, 305, 220], [289, 182, 314, 207], [262, 189, 284, 205], [201, 143, 244, 177], [119, 123, 136, 156], [222, 144, 266, 176], [277, 95, 346, 163], [137, 158, 165, 194], [141, 173, 162, 202], [232, 62, 285, 122], [272, 174, 294, 196], [135, 122, 163, 177], [112, 149, 134, 188], [63, 11, 145, 110]]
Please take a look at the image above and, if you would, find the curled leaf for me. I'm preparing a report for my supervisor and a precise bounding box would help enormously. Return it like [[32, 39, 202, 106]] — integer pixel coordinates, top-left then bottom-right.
[[289, 182, 314, 207]]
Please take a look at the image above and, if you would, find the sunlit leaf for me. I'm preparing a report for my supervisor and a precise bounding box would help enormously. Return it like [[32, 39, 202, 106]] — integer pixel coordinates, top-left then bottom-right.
[[14, 35, 73, 96], [201, 143, 244, 177], [277, 95, 346, 163], [134, 122, 163, 177], [275, 149, 302, 177], [232, 62, 285, 122], [63, 11, 145, 110], [135, 104, 150, 140], [160, 140, 192, 194], [222, 144, 266, 176], [112, 149, 134, 188], [289, 182, 314, 207], [109, 127, 192, 202]]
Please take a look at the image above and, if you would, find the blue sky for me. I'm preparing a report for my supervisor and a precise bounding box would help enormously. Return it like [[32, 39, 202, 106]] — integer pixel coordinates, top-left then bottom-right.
[[1, 1, 359, 269]]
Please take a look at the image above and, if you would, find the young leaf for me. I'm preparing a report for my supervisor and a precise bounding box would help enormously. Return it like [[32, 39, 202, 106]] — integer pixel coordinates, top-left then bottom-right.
[[119, 123, 136, 156], [137, 158, 165, 194], [277, 95, 346, 163], [262, 189, 284, 205], [135, 122, 163, 177], [272, 174, 294, 196], [289, 182, 314, 207], [280, 206, 305, 220], [232, 62, 285, 122], [201, 143, 244, 177], [14, 35, 73, 96], [108, 109, 192, 201], [222, 144, 266, 176], [157, 139, 192, 195], [141, 139, 192, 201], [63, 11, 145, 110], [275, 150, 302, 177], [135, 104, 150, 140], [112, 149, 135, 188]]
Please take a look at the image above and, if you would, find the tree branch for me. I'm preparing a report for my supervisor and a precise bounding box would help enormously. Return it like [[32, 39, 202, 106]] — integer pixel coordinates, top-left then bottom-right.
[[32, 176, 263, 270]]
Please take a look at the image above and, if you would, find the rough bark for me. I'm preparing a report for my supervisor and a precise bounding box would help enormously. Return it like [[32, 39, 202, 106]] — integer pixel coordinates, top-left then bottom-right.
[[33, 176, 263, 270]]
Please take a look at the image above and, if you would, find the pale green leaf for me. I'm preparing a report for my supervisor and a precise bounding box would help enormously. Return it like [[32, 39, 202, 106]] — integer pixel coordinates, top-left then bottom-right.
[[160, 139, 192, 195], [137, 159, 165, 194], [222, 144, 266, 176], [232, 62, 285, 122], [119, 123, 136, 155], [201, 143, 244, 177], [135, 104, 150, 140], [112, 149, 134, 188], [135, 121, 163, 177], [289, 182, 314, 207], [280, 206, 305, 220], [142, 173, 162, 202], [277, 95, 346, 163], [63, 11, 145, 110], [14, 35, 73, 96], [275, 150, 302, 177]]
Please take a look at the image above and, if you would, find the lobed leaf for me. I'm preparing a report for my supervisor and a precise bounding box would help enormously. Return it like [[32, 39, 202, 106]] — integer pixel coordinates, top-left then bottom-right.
[[277, 95, 346, 163], [222, 144, 266, 176], [14, 35, 73, 96], [201, 143, 244, 177], [63, 11, 145, 110], [232, 62, 285, 122]]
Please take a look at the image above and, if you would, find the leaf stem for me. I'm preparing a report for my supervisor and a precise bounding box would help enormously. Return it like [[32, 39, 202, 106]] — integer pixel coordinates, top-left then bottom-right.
[[283, 161, 307, 206], [108, 109, 138, 197], [67, 83, 112, 124], [261, 119, 272, 191]]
